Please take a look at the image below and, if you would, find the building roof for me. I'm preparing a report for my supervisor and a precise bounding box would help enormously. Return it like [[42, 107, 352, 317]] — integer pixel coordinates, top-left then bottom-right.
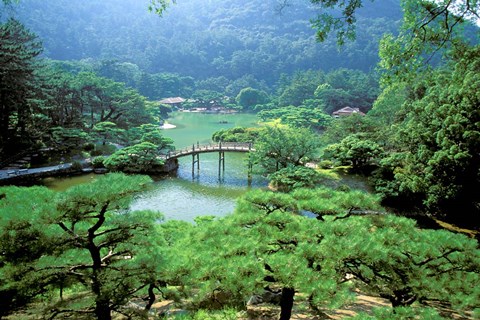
[[332, 107, 365, 116], [159, 97, 186, 104]]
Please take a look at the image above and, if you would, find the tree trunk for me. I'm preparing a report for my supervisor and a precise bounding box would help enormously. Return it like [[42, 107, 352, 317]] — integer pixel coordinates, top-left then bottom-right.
[[145, 283, 156, 311], [279, 287, 295, 320], [88, 210, 110, 319], [388, 290, 416, 309], [0, 103, 11, 147], [95, 299, 112, 320]]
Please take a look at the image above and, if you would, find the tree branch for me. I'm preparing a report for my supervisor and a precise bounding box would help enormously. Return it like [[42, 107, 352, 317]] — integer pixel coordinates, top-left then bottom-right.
[[88, 201, 110, 236], [101, 249, 132, 264]]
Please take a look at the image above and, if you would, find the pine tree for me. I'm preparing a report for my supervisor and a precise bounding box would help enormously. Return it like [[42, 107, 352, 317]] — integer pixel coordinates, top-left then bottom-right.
[[0, 18, 42, 153], [0, 173, 164, 319]]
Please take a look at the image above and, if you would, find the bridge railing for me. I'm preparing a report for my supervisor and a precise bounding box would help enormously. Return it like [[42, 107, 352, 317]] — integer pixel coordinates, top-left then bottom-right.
[[164, 142, 253, 159]]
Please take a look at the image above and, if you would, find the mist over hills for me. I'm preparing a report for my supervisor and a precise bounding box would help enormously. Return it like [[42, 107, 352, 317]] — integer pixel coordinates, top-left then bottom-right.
[[2, 0, 401, 86]]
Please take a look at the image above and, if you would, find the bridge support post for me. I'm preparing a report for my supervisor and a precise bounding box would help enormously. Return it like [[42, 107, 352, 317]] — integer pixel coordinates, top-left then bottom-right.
[[192, 152, 199, 177], [247, 153, 253, 186], [218, 151, 225, 178]]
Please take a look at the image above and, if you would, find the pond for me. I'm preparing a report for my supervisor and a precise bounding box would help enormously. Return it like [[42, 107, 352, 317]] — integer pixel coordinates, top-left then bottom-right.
[[131, 112, 267, 222], [44, 112, 267, 222]]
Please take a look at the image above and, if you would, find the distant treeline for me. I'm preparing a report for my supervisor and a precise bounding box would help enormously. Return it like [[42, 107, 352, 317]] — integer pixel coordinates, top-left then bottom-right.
[[1, 0, 401, 87]]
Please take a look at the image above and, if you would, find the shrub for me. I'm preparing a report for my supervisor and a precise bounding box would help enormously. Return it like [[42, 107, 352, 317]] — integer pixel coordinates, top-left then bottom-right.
[[92, 156, 106, 169], [70, 161, 83, 171], [319, 160, 334, 169], [269, 166, 323, 192], [94, 144, 118, 155], [83, 142, 95, 152], [104, 142, 165, 173], [336, 184, 351, 192]]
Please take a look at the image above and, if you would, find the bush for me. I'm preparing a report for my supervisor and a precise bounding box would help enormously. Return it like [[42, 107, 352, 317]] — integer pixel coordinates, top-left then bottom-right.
[[192, 308, 240, 320], [94, 144, 118, 155], [104, 142, 165, 173], [269, 166, 323, 192], [322, 134, 383, 170], [336, 184, 351, 192], [319, 160, 334, 169], [83, 142, 95, 152], [92, 156, 106, 169], [212, 127, 263, 143], [70, 161, 83, 171]]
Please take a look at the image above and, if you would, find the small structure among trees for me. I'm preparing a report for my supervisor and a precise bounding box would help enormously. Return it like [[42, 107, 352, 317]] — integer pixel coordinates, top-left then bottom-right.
[[332, 107, 365, 118], [159, 96, 186, 108]]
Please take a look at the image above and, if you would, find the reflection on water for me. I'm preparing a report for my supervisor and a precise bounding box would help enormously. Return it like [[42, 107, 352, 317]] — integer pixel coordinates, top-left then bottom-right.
[[42, 173, 98, 192], [131, 152, 267, 222], [131, 177, 249, 222]]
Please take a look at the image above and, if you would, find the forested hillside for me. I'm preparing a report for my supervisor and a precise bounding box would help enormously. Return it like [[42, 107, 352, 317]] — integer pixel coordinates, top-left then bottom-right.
[[2, 0, 401, 86]]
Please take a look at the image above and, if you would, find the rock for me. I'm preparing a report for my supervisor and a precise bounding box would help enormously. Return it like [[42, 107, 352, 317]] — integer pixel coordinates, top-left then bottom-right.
[[247, 295, 264, 306], [197, 290, 235, 310], [247, 289, 282, 306], [159, 158, 179, 173]]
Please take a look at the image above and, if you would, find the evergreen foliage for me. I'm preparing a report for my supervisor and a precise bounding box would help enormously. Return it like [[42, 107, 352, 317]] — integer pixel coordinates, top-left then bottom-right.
[[373, 47, 480, 220], [104, 142, 165, 174], [323, 134, 383, 170], [166, 187, 479, 319], [2, 0, 399, 87], [93, 121, 124, 146], [235, 87, 270, 111], [268, 166, 325, 192], [314, 68, 380, 114], [0, 174, 164, 319], [0, 18, 42, 152], [326, 214, 480, 311], [211, 127, 264, 143], [1, 1, 480, 318], [258, 106, 332, 130], [253, 126, 320, 173]]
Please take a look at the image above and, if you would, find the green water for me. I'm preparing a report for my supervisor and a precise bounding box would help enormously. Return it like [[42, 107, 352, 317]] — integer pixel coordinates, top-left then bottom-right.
[[162, 112, 259, 148], [130, 112, 266, 221], [42, 173, 98, 191], [45, 112, 265, 221]]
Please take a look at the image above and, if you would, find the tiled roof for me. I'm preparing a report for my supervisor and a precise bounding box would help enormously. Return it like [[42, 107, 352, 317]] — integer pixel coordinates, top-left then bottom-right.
[[332, 107, 365, 116], [159, 97, 186, 104]]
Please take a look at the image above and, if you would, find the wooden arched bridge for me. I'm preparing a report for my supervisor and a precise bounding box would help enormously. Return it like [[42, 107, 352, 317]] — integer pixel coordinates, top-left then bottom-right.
[[161, 142, 255, 177]]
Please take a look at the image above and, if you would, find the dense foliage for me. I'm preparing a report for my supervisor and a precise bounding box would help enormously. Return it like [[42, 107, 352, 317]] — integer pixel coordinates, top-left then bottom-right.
[[0, 19, 176, 165], [268, 166, 325, 192], [313, 0, 480, 221], [0, 18, 42, 153], [104, 142, 165, 173], [0, 174, 164, 319], [323, 134, 383, 170], [253, 126, 320, 173], [372, 47, 480, 220], [163, 188, 480, 319], [3, 0, 399, 88], [211, 127, 264, 143]]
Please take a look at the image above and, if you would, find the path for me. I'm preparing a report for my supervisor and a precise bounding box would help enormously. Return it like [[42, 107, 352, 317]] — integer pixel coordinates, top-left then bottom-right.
[[0, 163, 74, 181]]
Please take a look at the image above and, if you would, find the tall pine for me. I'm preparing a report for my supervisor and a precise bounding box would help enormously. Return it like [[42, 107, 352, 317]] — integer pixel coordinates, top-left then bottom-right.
[[0, 18, 42, 156]]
